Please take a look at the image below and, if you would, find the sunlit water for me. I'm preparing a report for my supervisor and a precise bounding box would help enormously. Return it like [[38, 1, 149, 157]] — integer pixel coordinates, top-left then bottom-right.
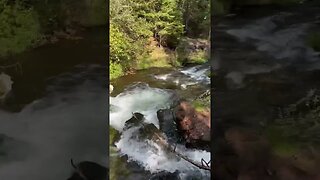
[[110, 66, 211, 179]]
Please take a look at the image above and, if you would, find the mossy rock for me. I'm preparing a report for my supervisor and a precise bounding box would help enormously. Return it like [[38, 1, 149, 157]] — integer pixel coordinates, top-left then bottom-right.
[[109, 127, 120, 146], [191, 95, 211, 112], [176, 38, 209, 65]]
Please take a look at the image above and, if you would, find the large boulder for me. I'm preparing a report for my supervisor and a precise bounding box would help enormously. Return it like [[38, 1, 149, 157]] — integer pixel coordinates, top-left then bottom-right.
[[174, 101, 210, 149]]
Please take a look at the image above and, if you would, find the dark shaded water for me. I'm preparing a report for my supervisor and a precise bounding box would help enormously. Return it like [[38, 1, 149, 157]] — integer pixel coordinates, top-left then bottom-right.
[[213, 4, 320, 180], [0, 27, 108, 180]]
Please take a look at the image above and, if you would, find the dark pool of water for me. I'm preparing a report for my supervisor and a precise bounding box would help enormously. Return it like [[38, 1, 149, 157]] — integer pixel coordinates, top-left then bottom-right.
[[0, 27, 108, 180]]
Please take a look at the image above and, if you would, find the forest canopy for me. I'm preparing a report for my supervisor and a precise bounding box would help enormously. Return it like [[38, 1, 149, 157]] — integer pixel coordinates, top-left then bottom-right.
[[110, 0, 211, 79]]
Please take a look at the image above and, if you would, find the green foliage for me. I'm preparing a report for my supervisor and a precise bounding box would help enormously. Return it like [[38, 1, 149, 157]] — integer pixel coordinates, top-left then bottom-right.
[[266, 92, 320, 157], [176, 38, 209, 65], [110, 62, 124, 80], [0, 1, 40, 57], [110, 0, 210, 77], [179, 0, 210, 38], [109, 24, 133, 68], [213, 0, 228, 15], [155, 0, 184, 47], [188, 50, 208, 64]]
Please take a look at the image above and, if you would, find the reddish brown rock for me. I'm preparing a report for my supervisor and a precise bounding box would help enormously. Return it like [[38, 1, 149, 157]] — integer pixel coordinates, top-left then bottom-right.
[[175, 101, 210, 148]]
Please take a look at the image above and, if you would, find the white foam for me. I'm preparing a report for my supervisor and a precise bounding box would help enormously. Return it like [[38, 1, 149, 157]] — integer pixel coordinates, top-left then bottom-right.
[[116, 125, 211, 178], [0, 65, 107, 180], [180, 66, 210, 84], [154, 74, 170, 81], [110, 83, 211, 179], [227, 14, 319, 62], [109, 84, 172, 131]]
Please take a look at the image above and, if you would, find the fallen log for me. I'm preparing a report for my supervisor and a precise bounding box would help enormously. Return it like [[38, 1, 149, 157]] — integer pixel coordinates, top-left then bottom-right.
[[128, 112, 211, 171]]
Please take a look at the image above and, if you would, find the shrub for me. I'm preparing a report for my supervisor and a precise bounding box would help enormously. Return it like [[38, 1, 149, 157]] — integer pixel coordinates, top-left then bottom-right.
[[110, 62, 123, 80], [0, 2, 40, 57], [109, 24, 133, 70]]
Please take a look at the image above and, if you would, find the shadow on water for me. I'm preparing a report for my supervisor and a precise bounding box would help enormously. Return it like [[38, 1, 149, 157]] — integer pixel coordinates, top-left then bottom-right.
[[214, 3, 320, 180], [0, 27, 108, 180]]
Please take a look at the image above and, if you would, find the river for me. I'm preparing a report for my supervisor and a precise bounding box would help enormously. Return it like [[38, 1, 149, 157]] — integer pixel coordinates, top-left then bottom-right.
[[110, 64, 211, 179], [0, 27, 108, 180], [213, 3, 320, 180]]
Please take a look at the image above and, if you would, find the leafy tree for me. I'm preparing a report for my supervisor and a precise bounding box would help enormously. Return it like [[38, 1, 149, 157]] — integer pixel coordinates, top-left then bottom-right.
[[0, 1, 40, 57], [179, 0, 210, 38]]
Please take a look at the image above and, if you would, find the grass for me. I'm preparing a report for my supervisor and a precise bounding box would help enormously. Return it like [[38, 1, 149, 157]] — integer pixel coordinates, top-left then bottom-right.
[[188, 50, 208, 64], [136, 39, 172, 69], [192, 95, 211, 112], [176, 38, 209, 65]]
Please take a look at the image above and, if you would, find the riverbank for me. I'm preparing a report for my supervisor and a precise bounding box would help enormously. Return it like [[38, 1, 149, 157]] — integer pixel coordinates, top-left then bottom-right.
[[0, 0, 106, 63], [110, 37, 210, 80]]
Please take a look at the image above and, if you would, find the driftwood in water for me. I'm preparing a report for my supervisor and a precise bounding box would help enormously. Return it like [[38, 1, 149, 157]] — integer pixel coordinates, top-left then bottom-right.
[[129, 112, 211, 171]]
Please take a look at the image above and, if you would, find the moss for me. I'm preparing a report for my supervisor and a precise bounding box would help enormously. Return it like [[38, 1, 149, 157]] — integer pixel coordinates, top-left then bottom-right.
[[109, 155, 130, 180], [109, 127, 130, 180], [109, 127, 118, 145], [192, 95, 211, 112]]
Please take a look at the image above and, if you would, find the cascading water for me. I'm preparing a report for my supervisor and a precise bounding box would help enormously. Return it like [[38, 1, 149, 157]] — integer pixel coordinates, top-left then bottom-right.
[[214, 4, 320, 179], [227, 12, 320, 63], [110, 65, 211, 179], [0, 64, 107, 180]]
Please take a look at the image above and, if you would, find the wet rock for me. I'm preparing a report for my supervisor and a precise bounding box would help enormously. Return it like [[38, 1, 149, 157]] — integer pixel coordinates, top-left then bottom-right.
[[149, 171, 181, 180], [174, 101, 210, 149], [0, 73, 13, 101], [123, 112, 145, 131], [110, 84, 114, 94], [67, 160, 107, 180], [123, 113, 184, 158], [157, 109, 181, 144]]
